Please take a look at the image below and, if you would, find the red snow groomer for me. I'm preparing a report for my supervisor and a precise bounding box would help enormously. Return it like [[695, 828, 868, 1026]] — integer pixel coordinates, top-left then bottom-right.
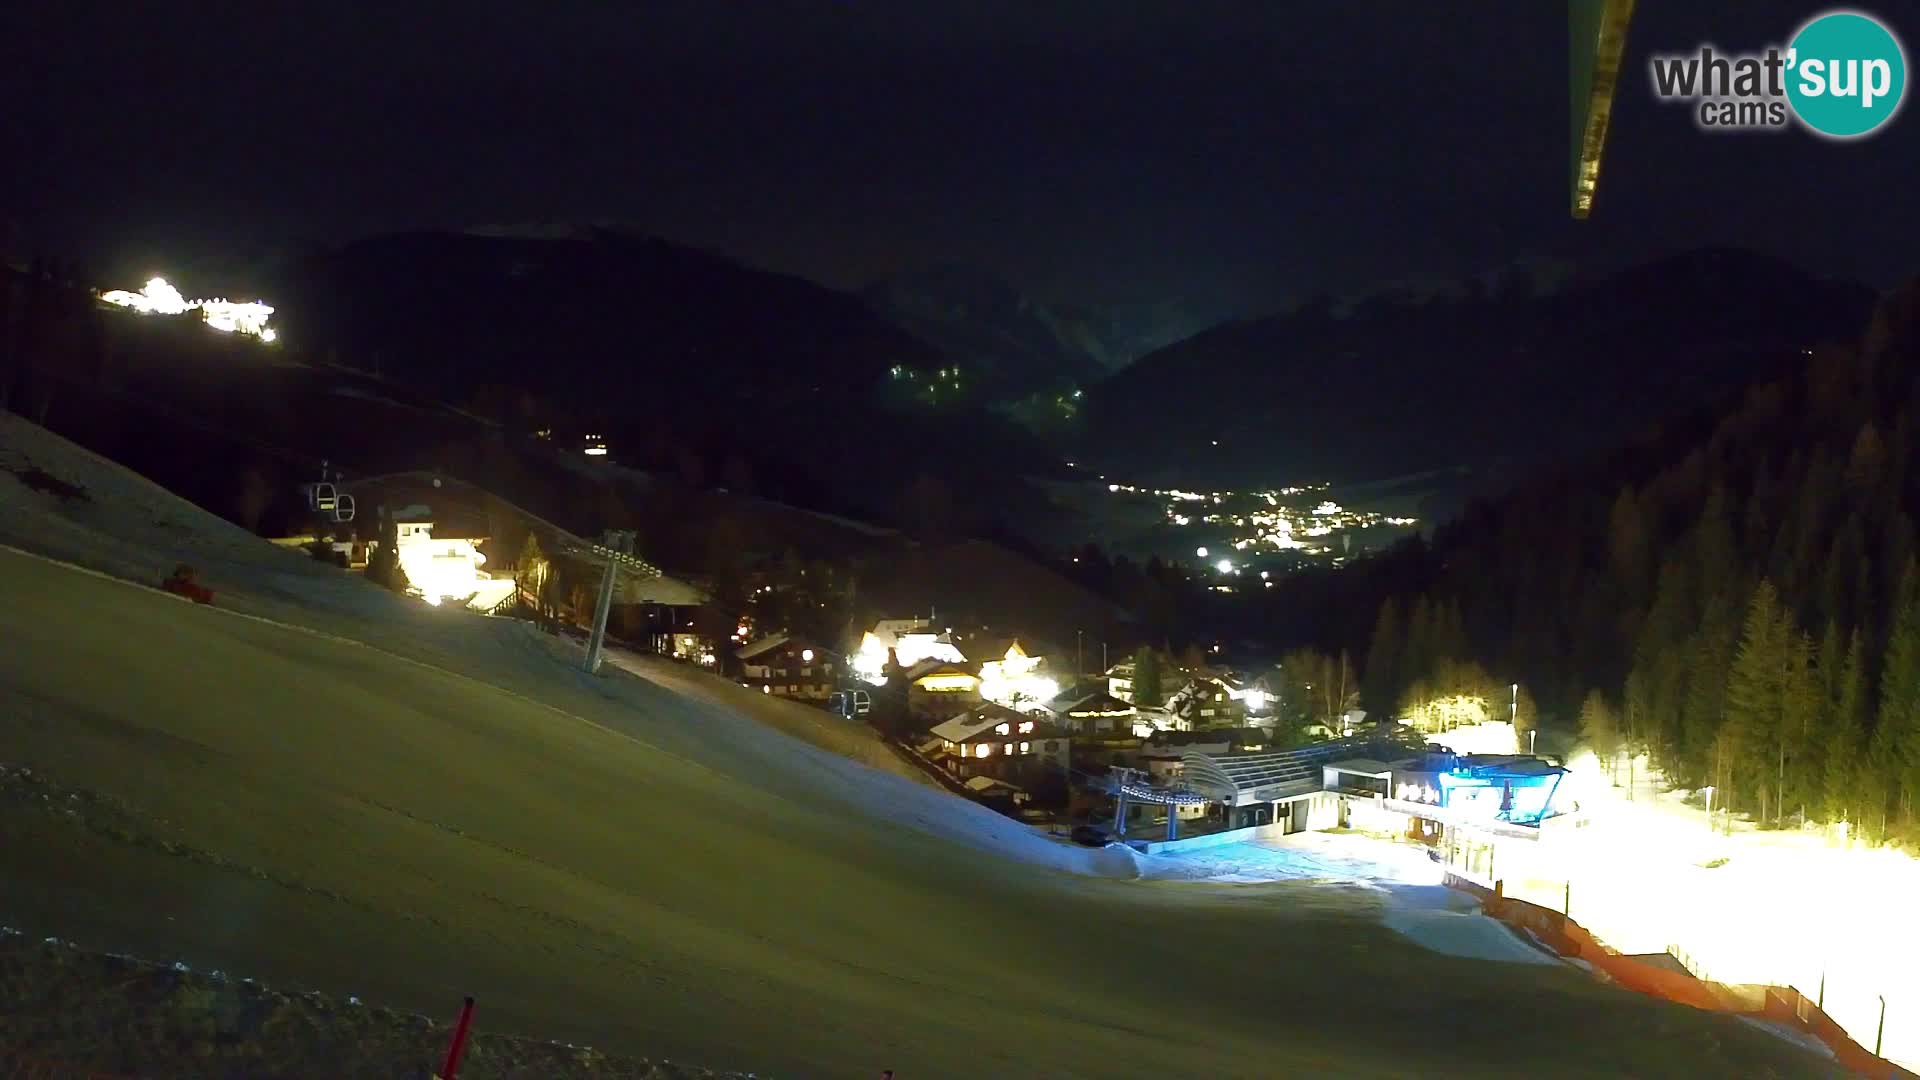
[[160, 564, 215, 605]]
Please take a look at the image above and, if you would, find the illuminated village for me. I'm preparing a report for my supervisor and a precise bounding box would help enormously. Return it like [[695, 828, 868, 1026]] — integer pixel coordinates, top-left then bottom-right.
[[99, 276, 279, 341]]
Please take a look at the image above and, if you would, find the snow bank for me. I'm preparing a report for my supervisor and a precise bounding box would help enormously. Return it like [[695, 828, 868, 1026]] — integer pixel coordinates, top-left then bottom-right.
[[1382, 908, 1562, 966]]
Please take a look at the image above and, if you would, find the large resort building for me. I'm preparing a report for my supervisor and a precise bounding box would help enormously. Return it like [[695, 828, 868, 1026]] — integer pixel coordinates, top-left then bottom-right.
[[1098, 728, 1583, 871]]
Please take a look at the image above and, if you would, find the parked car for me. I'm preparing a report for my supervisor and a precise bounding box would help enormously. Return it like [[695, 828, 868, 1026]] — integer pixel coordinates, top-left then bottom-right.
[[1070, 824, 1112, 847]]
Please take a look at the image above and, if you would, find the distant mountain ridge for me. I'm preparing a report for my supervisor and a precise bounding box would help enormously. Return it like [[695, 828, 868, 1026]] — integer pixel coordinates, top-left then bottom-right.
[[863, 264, 1111, 398], [863, 263, 1215, 400], [1079, 248, 1878, 488], [258, 227, 1059, 525]]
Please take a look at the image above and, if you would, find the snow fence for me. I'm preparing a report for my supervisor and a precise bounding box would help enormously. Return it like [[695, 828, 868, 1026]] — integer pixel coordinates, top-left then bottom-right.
[[1444, 873, 1914, 1077]]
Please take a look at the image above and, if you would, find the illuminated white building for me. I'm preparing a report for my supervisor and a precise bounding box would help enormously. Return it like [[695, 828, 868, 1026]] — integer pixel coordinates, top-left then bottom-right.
[[393, 520, 494, 607], [977, 641, 1058, 712], [99, 277, 278, 342], [851, 620, 967, 685]]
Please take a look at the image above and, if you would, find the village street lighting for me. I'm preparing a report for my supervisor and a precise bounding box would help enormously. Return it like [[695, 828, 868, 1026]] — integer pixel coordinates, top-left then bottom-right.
[[1511, 682, 1532, 753]]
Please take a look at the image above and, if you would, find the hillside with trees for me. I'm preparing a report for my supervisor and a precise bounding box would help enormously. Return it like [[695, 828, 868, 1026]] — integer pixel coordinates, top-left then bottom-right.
[[0, 258, 1127, 665], [1078, 248, 1875, 488], [1279, 278, 1920, 841], [264, 228, 1066, 526]]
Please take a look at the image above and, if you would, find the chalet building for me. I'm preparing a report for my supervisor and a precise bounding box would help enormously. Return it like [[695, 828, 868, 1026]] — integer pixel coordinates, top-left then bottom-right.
[[737, 633, 837, 701], [1165, 675, 1243, 730], [904, 659, 981, 719], [1105, 661, 1135, 703], [850, 619, 966, 684], [1046, 690, 1140, 736], [925, 704, 1071, 790]]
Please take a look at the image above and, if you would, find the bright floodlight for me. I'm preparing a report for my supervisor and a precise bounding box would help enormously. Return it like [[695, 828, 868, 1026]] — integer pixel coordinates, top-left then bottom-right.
[[1214, 558, 1233, 574], [1195, 546, 1209, 558], [99, 276, 278, 342]]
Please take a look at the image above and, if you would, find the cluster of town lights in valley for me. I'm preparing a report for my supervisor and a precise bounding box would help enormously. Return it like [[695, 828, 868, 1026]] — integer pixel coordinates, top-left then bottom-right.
[[1105, 480, 1417, 564], [99, 277, 278, 342]]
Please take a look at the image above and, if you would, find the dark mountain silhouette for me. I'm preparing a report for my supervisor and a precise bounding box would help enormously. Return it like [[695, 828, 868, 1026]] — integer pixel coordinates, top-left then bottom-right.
[[864, 263, 1219, 400], [1079, 248, 1877, 488], [270, 227, 946, 414], [259, 228, 1059, 524], [864, 263, 1116, 399]]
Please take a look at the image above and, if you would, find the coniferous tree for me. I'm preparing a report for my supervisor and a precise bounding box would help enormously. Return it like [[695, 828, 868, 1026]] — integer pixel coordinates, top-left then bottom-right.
[[1724, 581, 1789, 822], [1681, 594, 1740, 788], [1579, 690, 1621, 782], [1781, 630, 1822, 822], [1363, 597, 1403, 713], [1825, 630, 1868, 826], [1131, 647, 1165, 708], [1879, 562, 1920, 822]]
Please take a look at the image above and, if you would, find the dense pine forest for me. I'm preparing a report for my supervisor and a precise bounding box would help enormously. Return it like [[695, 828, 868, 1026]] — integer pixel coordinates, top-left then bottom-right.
[[1308, 280, 1920, 841]]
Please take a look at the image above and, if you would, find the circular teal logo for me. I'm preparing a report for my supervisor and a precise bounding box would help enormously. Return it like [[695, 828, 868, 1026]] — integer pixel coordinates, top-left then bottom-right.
[[1786, 11, 1907, 138]]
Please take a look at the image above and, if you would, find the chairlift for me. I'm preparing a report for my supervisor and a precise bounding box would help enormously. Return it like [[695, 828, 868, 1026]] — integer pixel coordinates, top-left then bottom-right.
[[827, 689, 872, 719], [331, 492, 356, 523], [306, 481, 338, 513]]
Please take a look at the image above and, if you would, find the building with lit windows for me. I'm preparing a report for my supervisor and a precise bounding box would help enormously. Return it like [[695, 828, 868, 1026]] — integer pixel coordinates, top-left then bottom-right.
[[1045, 690, 1140, 736], [1103, 729, 1585, 850], [736, 633, 837, 701], [904, 659, 981, 718], [1165, 674, 1243, 730], [973, 639, 1061, 711], [849, 619, 967, 685], [925, 704, 1071, 789]]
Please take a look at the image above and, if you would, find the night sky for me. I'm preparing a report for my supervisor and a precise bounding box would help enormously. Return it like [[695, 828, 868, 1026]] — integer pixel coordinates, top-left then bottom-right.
[[4, 0, 1917, 313]]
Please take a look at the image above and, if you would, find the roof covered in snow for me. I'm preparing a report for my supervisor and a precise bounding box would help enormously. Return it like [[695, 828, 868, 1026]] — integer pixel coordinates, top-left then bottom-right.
[[1047, 690, 1135, 717], [735, 633, 793, 660], [904, 659, 975, 684], [1324, 757, 1404, 777], [1182, 735, 1386, 806], [964, 775, 1024, 795], [929, 703, 1045, 744]]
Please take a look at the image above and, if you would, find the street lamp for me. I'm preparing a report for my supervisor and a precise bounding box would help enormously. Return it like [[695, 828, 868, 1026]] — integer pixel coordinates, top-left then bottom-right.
[[1511, 683, 1530, 753]]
